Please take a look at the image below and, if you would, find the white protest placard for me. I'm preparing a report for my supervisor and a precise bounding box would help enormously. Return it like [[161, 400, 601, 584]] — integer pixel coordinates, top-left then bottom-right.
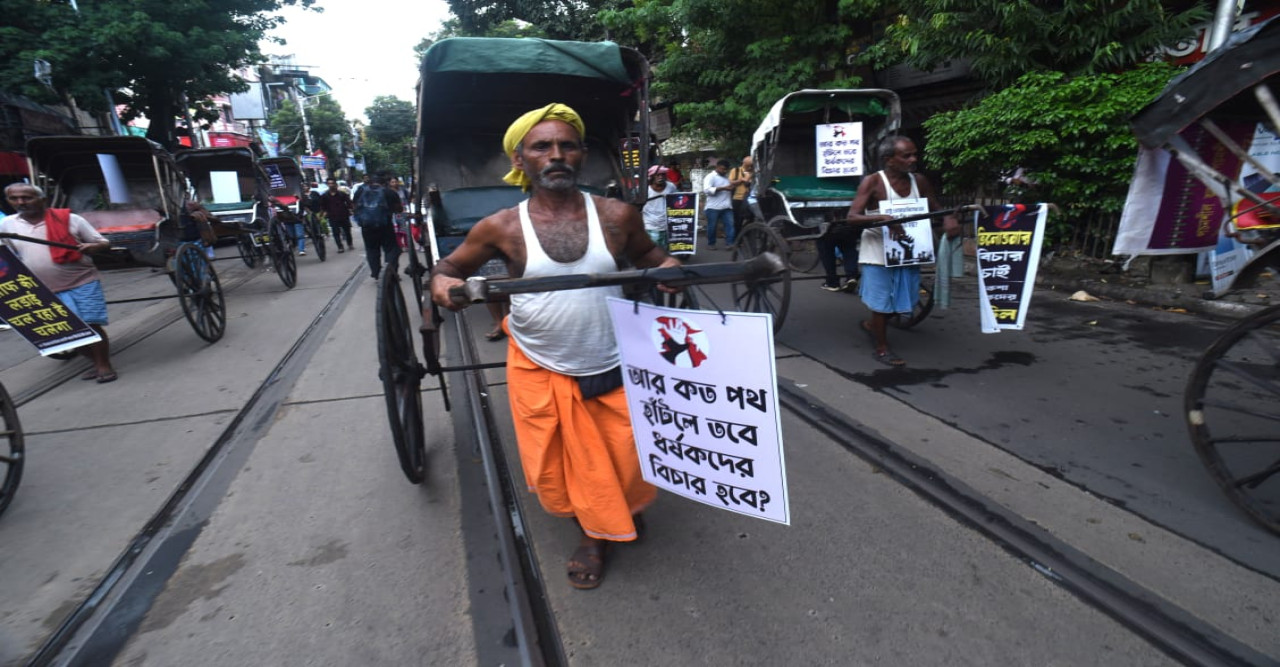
[[210, 171, 242, 204], [606, 297, 789, 525], [815, 122, 864, 178], [96, 154, 130, 204], [879, 199, 936, 267]]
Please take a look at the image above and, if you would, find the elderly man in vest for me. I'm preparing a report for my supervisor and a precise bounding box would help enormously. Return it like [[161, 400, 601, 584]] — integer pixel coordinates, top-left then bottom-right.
[[430, 104, 681, 589], [1, 183, 117, 382]]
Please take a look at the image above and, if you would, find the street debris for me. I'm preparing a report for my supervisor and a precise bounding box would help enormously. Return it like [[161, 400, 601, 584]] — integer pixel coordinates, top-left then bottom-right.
[[1069, 290, 1101, 302]]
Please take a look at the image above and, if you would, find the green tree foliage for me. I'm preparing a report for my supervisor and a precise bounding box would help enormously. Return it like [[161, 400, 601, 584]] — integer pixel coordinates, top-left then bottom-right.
[[923, 63, 1181, 243], [268, 95, 349, 169], [602, 0, 879, 155], [360, 137, 412, 182], [364, 96, 416, 145], [0, 0, 315, 149], [867, 0, 1210, 87], [445, 0, 606, 40]]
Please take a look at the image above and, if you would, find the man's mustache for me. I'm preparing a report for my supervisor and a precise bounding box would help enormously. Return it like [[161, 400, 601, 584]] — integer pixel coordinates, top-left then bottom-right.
[[541, 164, 575, 177]]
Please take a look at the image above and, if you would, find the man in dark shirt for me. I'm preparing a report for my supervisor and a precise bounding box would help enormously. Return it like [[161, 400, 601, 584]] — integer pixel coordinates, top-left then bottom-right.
[[320, 177, 354, 253]]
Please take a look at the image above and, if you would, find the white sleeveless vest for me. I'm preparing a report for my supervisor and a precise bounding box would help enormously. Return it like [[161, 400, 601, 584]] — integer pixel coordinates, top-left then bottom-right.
[[509, 192, 622, 376], [859, 171, 923, 265]]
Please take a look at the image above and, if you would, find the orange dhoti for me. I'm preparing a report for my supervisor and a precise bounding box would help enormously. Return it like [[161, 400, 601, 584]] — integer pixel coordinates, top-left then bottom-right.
[[505, 338, 656, 542]]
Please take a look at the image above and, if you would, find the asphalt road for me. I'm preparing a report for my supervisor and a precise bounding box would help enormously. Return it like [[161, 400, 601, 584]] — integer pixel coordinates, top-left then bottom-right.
[[0, 244, 1275, 665]]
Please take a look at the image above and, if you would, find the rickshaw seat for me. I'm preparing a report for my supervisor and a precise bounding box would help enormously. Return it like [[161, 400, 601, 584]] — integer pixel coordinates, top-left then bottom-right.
[[78, 208, 164, 233], [275, 195, 299, 206], [772, 175, 861, 200], [436, 186, 527, 235]]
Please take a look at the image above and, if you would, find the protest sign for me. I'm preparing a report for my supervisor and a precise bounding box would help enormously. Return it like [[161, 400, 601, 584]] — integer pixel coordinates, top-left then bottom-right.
[[607, 298, 789, 525], [880, 199, 935, 267], [975, 204, 1047, 332], [263, 163, 286, 191], [665, 192, 698, 255], [0, 247, 101, 355], [815, 122, 863, 177]]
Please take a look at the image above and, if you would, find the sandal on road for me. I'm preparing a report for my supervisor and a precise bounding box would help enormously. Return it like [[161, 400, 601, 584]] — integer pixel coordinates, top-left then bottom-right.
[[567, 540, 607, 590], [485, 328, 506, 342], [872, 349, 906, 367], [81, 369, 100, 381], [96, 371, 119, 383]]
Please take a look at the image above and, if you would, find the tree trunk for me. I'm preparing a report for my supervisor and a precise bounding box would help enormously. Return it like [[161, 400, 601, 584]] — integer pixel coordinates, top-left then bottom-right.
[[144, 90, 177, 151]]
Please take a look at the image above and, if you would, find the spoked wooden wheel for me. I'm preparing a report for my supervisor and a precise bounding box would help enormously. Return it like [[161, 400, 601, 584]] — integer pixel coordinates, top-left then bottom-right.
[[889, 272, 935, 330], [0, 381, 24, 518], [237, 232, 260, 268], [731, 222, 792, 333], [377, 270, 427, 484], [268, 220, 298, 289], [1186, 304, 1280, 535], [787, 239, 820, 273], [308, 218, 327, 262], [766, 216, 820, 273], [174, 243, 227, 343]]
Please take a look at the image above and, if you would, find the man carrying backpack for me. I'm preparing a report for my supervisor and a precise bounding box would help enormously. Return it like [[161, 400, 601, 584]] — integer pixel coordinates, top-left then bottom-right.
[[352, 173, 403, 279]]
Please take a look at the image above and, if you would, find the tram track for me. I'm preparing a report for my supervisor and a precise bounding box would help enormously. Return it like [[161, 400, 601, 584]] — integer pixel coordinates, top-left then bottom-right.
[[24, 264, 366, 667], [444, 310, 1270, 666], [775, 380, 1270, 667]]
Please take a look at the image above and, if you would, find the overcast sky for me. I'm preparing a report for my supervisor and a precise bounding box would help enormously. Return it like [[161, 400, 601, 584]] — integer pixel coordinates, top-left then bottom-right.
[[263, 0, 453, 121]]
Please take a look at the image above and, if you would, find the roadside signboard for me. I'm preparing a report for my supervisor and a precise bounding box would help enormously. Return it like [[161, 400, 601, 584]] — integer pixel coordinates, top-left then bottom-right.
[[665, 192, 698, 256], [975, 204, 1048, 332]]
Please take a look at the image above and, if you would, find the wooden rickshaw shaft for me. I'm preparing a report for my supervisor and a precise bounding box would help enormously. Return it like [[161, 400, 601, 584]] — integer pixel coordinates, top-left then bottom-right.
[[0, 232, 82, 251], [447, 251, 788, 305]]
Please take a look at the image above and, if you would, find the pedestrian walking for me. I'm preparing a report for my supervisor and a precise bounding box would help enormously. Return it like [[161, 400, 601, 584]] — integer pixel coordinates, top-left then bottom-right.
[[321, 177, 354, 253], [352, 174, 403, 279]]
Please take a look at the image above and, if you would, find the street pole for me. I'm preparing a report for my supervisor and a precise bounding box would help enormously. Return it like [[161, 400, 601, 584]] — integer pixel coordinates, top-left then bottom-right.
[[293, 89, 314, 155]]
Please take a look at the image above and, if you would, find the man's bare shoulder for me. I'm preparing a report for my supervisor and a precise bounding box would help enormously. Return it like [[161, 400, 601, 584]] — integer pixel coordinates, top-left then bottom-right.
[[590, 195, 641, 223], [473, 205, 522, 238]]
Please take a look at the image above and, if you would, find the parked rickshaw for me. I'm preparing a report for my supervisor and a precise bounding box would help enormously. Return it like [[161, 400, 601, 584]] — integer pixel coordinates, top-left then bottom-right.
[[1127, 16, 1280, 534], [261, 156, 326, 262], [176, 147, 297, 288], [375, 38, 788, 483], [22, 136, 227, 342]]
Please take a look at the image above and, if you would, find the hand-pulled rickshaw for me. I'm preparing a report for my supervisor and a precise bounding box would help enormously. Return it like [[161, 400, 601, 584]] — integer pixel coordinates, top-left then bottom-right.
[[175, 147, 297, 288], [261, 156, 326, 262], [745, 89, 974, 332], [749, 89, 902, 275], [19, 136, 226, 342], [374, 37, 788, 483], [1128, 16, 1280, 534]]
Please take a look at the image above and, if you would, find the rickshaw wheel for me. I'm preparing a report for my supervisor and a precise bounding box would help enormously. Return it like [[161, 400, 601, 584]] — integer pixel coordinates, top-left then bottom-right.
[[309, 218, 327, 262], [174, 243, 227, 343], [1185, 304, 1280, 535], [0, 381, 24, 518], [377, 270, 427, 484], [767, 217, 820, 273], [236, 233, 259, 268], [269, 220, 298, 289], [402, 227, 426, 310], [731, 222, 792, 333], [889, 272, 936, 330]]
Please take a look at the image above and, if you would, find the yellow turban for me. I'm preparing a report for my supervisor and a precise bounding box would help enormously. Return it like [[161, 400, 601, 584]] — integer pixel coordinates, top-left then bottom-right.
[[502, 103, 586, 191]]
